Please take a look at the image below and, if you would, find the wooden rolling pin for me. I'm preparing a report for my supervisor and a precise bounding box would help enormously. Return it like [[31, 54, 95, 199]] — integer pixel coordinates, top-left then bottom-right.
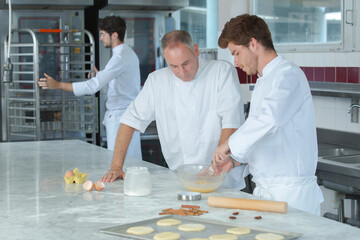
[[208, 196, 288, 213]]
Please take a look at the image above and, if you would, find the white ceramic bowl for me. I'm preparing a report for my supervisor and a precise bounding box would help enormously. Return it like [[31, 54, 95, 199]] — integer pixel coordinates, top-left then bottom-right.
[[176, 164, 227, 193]]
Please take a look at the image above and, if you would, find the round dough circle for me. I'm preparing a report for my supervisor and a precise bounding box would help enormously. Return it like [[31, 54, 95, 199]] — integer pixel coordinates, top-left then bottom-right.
[[209, 234, 238, 240], [255, 233, 284, 240], [226, 227, 251, 235], [188, 238, 209, 240], [178, 223, 206, 232], [126, 226, 154, 235], [157, 218, 182, 226], [153, 232, 181, 240]]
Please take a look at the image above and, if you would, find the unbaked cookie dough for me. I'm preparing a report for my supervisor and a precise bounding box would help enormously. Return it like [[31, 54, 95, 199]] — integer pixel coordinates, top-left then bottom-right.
[[178, 223, 206, 232], [157, 218, 182, 226], [153, 232, 181, 240], [126, 226, 154, 235], [209, 234, 238, 240], [226, 227, 251, 235], [255, 233, 284, 240], [188, 238, 209, 240]]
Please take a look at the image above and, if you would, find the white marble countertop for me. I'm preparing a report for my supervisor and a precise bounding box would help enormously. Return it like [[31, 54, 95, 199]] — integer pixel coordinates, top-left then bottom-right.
[[1, 140, 359, 240]]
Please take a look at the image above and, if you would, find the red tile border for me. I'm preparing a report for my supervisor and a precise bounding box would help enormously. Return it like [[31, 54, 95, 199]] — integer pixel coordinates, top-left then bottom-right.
[[305, 67, 315, 81], [235, 66, 360, 84], [236, 67, 247, 84], [347, 67, 359, 84], [314, 67, 325, 82], [336, 67, 347, 83], [324, 67, 335, 82]]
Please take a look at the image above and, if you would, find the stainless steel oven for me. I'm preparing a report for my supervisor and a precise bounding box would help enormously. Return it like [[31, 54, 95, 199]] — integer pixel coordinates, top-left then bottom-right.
[[0, 0, 98, 143]]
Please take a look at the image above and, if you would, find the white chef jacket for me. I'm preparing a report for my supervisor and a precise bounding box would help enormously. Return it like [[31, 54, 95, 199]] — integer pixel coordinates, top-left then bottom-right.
[[72, 43, 141, 158], [228, 55, 323, 215], [121, 59, 245, 188]]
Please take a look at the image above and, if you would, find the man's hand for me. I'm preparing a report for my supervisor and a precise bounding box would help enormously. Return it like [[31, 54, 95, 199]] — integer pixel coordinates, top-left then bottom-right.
[[38, 73, 60, 90], [214, 157, 234, 174], [100, 168, 125, 182], [212, 139, 231, 165], [87, 66, 99, 78]]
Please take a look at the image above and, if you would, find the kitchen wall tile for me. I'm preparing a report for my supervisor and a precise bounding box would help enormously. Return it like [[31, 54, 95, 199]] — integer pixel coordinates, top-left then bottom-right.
[[236, 67, 247, 84], [251, 74, 258, 84], [323, 97, 335, 108], [313, 54, 325, 67], [335, 109, 348, 132], [324, 67, 335, 82], [303, 67, 314, 81], [314, 67, 325, 82], [347, 52, 360, 67], [314, 108, 326, 128], [335, 97, 350, 110], [303, 53, 315, 67], [323, 52, 336, 67], [334, 52, 348, 67], [335, 67, 347, 83], [321, 108, 336, 129], [312, 96, 325, 108], [347, 67, 359, 84]]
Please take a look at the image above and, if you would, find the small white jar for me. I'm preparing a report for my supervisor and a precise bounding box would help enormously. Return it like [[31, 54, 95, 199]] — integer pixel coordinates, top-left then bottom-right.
[[124, 166, 151, 196]]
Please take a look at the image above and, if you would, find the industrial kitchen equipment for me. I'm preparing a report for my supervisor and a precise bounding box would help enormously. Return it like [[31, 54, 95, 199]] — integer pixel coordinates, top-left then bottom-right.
[[1, 0, 98, 143]]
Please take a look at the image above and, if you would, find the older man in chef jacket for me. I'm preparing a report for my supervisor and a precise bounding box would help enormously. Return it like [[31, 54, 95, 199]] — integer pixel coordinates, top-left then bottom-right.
[[212, 14, 324, 215], [101, 30, 247, 190]]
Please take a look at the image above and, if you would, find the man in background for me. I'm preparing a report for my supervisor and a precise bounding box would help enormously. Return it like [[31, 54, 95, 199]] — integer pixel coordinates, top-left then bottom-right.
[[38, 16, 142, 159]]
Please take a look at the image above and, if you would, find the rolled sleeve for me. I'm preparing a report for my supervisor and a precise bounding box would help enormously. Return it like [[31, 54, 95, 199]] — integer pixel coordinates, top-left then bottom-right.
[[120, 74, 156, 133]]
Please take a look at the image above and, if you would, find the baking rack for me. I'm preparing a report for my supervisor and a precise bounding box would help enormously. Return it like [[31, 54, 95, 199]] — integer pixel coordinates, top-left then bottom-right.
[[3, 28, 97, 143]]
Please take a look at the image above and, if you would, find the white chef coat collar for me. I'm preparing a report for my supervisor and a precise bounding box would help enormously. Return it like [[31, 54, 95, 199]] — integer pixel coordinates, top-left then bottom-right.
[[194, 58, 204, 79], [260, 55, 282, 77], [112, 43, 125, 53], [173, 57, 204, 83]]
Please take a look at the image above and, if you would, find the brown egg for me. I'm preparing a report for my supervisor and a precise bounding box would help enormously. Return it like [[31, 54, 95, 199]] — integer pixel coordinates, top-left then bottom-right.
[[64, 170, 74, 177], [95, 181, 105, 191], [83, 180, 95, 191]]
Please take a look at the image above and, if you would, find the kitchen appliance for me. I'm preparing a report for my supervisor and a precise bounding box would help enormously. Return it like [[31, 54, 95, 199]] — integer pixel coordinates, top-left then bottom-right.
[[316, 128, 360, 227], [1, 0, 98, 143]]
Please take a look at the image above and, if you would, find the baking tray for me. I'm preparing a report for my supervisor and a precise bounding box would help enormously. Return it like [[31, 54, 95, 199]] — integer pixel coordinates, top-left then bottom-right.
[[100, 215, 302, 239]]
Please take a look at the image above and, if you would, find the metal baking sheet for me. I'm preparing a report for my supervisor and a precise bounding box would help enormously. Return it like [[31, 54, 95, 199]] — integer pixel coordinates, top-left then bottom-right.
[[100, 215, 302, 239]]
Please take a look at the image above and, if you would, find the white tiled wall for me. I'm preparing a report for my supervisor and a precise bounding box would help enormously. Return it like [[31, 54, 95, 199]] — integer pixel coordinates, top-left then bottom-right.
[[313, 96, 360, 133], [281, 52, 360, 67]]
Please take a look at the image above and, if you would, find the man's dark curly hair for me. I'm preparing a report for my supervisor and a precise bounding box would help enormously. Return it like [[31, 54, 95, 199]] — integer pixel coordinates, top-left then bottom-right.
[[98, 16, 126, 41], [218, 14, 275, 51]]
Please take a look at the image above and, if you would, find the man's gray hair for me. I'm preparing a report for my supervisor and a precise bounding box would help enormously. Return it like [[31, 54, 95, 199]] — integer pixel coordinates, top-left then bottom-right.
[[161, 30, 194, 53]]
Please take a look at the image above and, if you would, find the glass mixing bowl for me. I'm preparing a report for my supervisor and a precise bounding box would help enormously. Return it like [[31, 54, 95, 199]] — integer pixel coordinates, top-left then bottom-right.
[[176, 164, 227, 193]]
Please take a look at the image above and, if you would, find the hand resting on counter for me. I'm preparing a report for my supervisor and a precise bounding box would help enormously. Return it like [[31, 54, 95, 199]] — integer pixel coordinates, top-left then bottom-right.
[[101, 168, 126, 182]]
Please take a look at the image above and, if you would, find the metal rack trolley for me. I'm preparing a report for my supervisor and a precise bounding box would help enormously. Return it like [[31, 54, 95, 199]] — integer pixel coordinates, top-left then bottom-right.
[[3, 28, 97, 143]]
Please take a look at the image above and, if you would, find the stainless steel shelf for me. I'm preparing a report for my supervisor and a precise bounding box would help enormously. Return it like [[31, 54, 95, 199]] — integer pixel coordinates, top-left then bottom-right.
[[310, 82, 360, 98]]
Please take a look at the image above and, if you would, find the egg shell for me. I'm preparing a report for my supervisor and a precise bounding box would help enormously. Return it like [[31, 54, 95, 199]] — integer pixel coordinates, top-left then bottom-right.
[[95, 181, 105, 191], [64, 170, 74, 177], [83, 180, 95, 191]]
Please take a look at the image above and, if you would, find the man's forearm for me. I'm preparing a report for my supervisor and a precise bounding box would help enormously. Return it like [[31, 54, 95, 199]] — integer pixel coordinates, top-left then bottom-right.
[[59, 82, 74, 92], [110, 123, 136, 170], [218, 128, 237, 146]]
